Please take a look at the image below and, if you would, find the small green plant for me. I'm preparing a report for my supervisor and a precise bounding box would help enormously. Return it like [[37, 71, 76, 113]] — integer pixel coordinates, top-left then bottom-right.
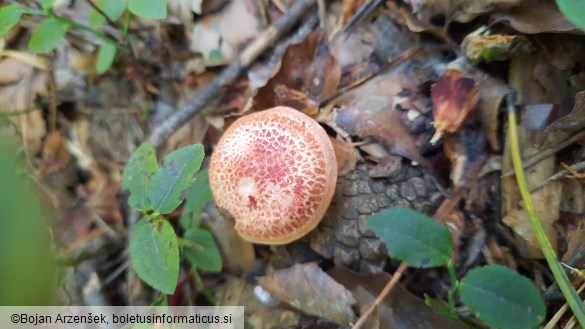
[[122, 142, 222, 295], [366, 207, 546, 329], [557, 0, 585, 32], [0, 0, 167, 73]]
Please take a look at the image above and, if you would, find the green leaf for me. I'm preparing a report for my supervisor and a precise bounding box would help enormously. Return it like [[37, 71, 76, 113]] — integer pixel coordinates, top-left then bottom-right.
[[0, 141, 56, 304], [130, 217, 179, 294], [459, 265, 546, 329], [183, 228, 222, 272], [0, 4, 25, 36], [28, 18, 69, 53], [41, 0, 57, 9], [148, 144, 204, 214], [128, 0, 167, 19], [179, 168, 213, 229], [365, 207, 452, 268], [96, 43, 117, 73], [122, 142, 158, 210], [557, 0, 585, 32], [88, 0, 128, 27]]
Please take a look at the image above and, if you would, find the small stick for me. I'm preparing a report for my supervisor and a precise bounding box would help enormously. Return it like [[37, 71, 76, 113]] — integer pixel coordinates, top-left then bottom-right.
[[148, 0, 317, 149], [351, 262, 408, 329], [530, 160, 585, 192], [501, 129, 585, 177]]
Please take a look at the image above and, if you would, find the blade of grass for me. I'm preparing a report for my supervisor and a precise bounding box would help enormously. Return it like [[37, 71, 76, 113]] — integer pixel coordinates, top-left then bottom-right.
[[506, 93, 585, 326]]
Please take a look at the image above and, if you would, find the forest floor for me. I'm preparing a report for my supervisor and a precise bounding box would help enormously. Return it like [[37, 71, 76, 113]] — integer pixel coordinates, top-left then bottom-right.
[[1, 0, 585, 328]]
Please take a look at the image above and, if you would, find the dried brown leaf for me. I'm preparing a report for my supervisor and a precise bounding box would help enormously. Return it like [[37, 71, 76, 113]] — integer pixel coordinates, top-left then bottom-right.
[[257, 262, 356, 325], [328, 267, 468, 329], [431, 69, 480, 137], [503, 182, 561, 258], [492, 0, 578, 33], [216, 276, 299, 329], [251, 30, 340, 112], [331, 138, 357, 177], [478, 77, 510, 151], [547, 91, 585, 132], [204, 204, 256, 274], [408, 0, 521, 24], [333, 70, 424, 163], [562, 216, 585, 263], [0, 58, 48, 153], [85, 174, 123, 226], [39, 131, 73, 175]]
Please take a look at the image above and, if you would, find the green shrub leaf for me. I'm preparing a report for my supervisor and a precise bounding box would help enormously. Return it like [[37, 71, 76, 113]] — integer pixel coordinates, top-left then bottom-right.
[[179, 168, 213, 229], [88, 0, 128, 27], [183, 228, 222, 272], [96, 43, 117, 73], [0, 141, 56, 304], [0, 4, 26, 36], [128, 0, 167, 19], [366, 207, 452, 268], [557, 0, 585, 31], [148, 144, 204, 214], [459, 264, 546, 329], [122, 142, 158, 210], [130, 217, 179, 294], [28, 18, 69, 53], [41, 0, 57, 9]]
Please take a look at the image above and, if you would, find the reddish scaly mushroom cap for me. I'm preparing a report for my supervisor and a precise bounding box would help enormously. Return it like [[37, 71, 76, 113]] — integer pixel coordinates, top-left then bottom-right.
[[209, 106, 337, 245]]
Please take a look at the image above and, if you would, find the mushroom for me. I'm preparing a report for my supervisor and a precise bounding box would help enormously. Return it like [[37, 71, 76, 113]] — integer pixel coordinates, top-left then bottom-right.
[[209, 106, 337, 245]]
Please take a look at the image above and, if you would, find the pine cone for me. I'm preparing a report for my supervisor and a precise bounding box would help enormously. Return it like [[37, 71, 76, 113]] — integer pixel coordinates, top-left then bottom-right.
[[307, 161, 442, 273]]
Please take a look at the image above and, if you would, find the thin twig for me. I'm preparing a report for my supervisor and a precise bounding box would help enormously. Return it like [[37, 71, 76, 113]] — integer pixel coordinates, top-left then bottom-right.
[[502, 129, 585, 177], [148, 0, 318, 149], [351, 262, 408, 329], [270, 0, 287, 13], [319, 47, 423, 107], [340, 0, 383, 34], [545, 281, 585, 329], [530, 160, 585, 192]]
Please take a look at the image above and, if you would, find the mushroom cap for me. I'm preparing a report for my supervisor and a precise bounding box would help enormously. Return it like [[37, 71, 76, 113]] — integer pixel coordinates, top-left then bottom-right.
[[209, 106, 337, 245]]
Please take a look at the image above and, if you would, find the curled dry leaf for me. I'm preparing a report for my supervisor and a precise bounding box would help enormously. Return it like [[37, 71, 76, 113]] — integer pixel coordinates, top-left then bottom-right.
[[0, 58, 48, 153], [216, 276, 299, 329], [202, 204, 255, 274], [328, 267, 468, 329], [477, 77, 511, 151], [39, 131, 74, 175], [442, 57, 510, 152], [546, 91, 585, 132], [430, 69, 480, 143], [332, 69, 425, 163], [503, 182, 561, 258], [257, 262, 356, 325], [250, 30, 340, 114], [492, 0, 578, 34], [408, 0, 522, 25], [331, 138, 358, 177], [562, 217, 585, 263]]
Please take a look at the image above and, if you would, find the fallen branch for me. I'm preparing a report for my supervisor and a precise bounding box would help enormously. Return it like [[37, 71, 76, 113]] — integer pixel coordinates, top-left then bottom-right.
[[148, 0, 317, 149]]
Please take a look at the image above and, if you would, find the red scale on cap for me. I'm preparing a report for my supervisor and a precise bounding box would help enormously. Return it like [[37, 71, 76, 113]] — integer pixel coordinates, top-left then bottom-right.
[[209, 106, 338, 244]]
